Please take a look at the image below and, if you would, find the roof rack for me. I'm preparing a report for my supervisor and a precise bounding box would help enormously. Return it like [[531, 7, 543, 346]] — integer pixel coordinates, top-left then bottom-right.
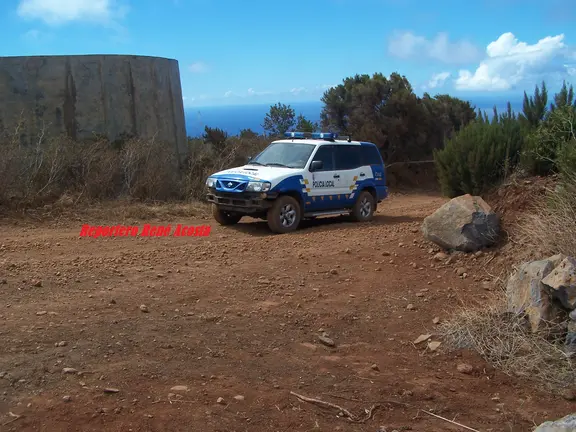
[[283, 131, 352, 142]]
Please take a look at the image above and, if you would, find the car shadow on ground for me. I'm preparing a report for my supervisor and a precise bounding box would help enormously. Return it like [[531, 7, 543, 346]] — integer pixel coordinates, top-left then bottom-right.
[[226, 213, 423, 237]]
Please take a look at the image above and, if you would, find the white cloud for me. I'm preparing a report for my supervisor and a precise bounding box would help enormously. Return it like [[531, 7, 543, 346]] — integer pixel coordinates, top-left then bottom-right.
[[224, 91, 233, 97], [189, 61, 209, 73], [388, 31, 481, 64], [247, 88, 272, 96], [425, 71, 451, 89], [17, 0, 127, 25], [290, 87, 307, 95], [455, 32, 575, 91]]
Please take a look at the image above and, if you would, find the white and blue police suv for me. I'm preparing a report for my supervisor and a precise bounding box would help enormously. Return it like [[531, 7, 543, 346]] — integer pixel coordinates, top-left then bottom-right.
[[205, 132, 388, 233]]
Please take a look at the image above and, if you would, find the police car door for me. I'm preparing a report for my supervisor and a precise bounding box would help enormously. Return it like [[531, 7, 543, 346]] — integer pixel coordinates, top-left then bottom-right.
[[334, 144, 363, 204], [307, 144, 341, 210]]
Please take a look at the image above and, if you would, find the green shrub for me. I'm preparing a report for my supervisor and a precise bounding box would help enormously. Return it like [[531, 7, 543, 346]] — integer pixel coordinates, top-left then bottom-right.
[[520, 105, 576, 175], [434, 106, 525, 197]]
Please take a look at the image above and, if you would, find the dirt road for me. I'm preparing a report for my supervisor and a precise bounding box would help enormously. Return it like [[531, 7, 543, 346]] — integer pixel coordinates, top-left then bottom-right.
[[0, 193, 571, 431]]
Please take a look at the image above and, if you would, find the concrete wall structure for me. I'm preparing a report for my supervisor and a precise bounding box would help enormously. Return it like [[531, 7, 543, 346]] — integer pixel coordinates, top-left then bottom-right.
[[0, 54, 188, 162]]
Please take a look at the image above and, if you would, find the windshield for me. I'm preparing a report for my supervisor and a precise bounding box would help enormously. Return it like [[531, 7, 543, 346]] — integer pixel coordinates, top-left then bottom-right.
[[249, 142, 316, 169]]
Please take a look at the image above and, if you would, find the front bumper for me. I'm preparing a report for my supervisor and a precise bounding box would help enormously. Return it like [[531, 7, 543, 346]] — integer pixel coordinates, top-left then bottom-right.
[[206, 189, 277, 213]]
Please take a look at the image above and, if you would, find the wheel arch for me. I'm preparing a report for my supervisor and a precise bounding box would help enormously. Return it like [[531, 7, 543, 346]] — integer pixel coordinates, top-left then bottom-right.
[[276, 190, 305, 211], [356, 185, 377, 209]]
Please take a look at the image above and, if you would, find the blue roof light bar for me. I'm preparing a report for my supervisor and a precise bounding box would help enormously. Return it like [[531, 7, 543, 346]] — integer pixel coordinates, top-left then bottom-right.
[[283, 131, 349, 141], [311, 132, 338, 140], [284, 132, 307, 138]]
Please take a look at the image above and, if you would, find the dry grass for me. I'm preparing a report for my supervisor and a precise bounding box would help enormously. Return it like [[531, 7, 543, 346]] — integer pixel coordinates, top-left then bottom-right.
[[0, 120, 269, 214], [438, 285, 576, 393], [516, 171, 576, 257]]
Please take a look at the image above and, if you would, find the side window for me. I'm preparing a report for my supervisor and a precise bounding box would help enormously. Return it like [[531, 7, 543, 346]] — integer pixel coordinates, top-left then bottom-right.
[[360, 145, 383, 165], [311, 145, 334, 171], [334, 145, 362, 170]]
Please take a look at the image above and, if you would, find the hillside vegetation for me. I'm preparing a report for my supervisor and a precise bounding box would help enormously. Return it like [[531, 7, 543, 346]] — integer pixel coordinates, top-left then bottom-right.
[[0, 73, 575, 216]]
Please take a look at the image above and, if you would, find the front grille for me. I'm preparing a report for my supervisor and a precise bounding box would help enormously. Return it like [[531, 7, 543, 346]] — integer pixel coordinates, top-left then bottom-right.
[[216, 179, 247, 192]]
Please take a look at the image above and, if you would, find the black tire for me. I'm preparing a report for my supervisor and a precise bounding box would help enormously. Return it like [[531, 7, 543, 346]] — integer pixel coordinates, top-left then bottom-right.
[[212, 204, 242, 225], [350, 190, 375, 222], [266, 196, 301, 233]]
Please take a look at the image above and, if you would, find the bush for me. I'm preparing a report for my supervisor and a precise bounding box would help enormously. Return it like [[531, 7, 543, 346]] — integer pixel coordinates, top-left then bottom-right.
[[434, 107, 525, 197], [439, 289, 576, 392], [520, 105, 576, 175], [0, 124, 270, 210]]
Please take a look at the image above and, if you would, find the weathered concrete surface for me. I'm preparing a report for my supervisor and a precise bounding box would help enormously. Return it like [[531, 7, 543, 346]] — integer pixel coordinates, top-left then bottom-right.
[[0, 55, 188, 163]]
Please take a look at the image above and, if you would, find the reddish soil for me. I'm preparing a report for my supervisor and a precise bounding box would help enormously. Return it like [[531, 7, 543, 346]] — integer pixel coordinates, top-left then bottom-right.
[[0, 192, 572, 432]]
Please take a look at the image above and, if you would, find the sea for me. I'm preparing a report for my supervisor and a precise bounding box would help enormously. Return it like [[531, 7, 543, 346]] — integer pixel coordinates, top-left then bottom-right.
[[184, 97, 524, 138]]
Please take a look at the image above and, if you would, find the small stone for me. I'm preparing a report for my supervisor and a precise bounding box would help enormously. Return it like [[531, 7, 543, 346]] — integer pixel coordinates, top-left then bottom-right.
[[428, 341, 442, 351], [371, 364, 379, 371], [432, 317, 440, 324], [561, 389, 576, 401], [414, 334, 431, 344], [32, 279, 42, 287], [62, 368, 77, 374], [406, 304, 415, 310], [456, 267, 467, 276], [330, 269, 338, 275], [36, 311, 47, 316], [318, 334, 335, 347], [170, 385, 189, 392], [344, 248, 351, 254], [103, 388, 120, 393], [457, 363, 474, 374], [0, 279, 7, 284], [157, 274, 164, 278], [139, 304, 149, 313], [56, 341, 68, 347], [570, 310, 576, 321], [382, 251, 391, 256], [217, 397, 225, 404], [233, 395, 245, 401], [433, 252, 448, 261], [63, 395, 72, 402]]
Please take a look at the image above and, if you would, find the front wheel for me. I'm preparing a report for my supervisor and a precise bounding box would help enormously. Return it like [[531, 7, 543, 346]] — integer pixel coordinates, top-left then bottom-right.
[[267, 196, 301, 233], [350, 190, 375, 222], [212, 204, 242, 225]]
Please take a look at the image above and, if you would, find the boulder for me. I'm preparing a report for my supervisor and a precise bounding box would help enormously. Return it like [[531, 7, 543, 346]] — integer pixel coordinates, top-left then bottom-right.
[[421, 194, 499, 252], [533, 413, 576, 431], [542, 256, 576, 309], [506, 256, 567, 333]]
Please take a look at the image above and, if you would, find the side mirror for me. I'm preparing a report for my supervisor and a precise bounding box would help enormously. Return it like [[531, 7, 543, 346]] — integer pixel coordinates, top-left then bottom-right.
[[247, 156, 252, 162], [310, 160, 323, 171]]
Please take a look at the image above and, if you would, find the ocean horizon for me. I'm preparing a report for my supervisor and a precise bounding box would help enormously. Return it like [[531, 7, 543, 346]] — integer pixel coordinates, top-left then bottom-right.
[[184, 97, 524, 138]]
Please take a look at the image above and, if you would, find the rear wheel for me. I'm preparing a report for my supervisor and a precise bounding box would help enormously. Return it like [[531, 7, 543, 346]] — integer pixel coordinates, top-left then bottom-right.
[[350, 190, 375, 222], [267, 196, 301, 233], [212, 204, 242, 225]]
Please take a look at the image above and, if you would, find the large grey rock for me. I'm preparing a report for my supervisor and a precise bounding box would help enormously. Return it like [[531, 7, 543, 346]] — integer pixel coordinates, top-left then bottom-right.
[[506, 256, 566, 333], [542, 257, 576, 309], [534, 413, 576, 431], [421, 194, 500, 252]]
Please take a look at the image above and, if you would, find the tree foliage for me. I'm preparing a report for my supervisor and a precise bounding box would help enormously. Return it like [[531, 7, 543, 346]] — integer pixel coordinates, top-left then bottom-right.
[[295, 114, 318, 133], [203, 126, 228, 153], [435, 81, 576, 196], [319, 73, 476, 163], [262, 103, 295, 136]]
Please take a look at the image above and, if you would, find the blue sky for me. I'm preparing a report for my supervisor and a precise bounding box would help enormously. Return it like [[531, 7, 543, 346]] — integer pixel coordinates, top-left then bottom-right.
[[1, 0, 575, 107]]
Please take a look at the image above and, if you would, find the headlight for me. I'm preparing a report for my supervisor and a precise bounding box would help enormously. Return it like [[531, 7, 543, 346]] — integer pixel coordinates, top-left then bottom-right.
[[206, 177, 216, 188], [246, 181, 271, 192]]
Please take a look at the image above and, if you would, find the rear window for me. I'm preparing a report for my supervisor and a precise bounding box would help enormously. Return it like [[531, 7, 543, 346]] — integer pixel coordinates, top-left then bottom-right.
[[360, 145, 382, 165]]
